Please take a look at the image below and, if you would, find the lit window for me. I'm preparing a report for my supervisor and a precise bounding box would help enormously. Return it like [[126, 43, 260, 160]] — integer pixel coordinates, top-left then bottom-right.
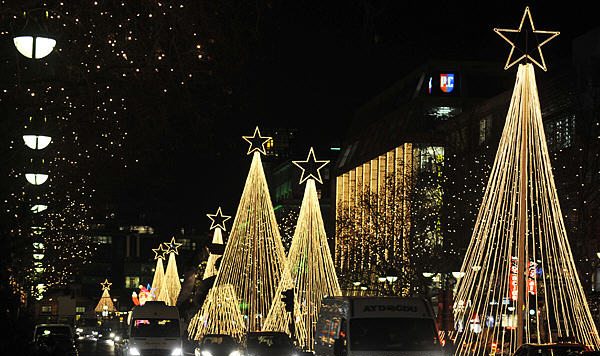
[[95, 236, 112, 244], [76, 307, 86, 313], [479, 115, 492, 144], [125, 276, 140, 289], [41, 305, 52, 313]]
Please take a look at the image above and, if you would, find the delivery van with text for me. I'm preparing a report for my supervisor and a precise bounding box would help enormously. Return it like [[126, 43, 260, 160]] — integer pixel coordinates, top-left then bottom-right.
[[314, 296, 443, 356], [127, 301, 182, 356]]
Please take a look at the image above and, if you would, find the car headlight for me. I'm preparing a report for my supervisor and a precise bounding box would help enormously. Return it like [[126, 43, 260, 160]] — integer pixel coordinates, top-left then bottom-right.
[[172, 348, 183, 356], [76, 328, 83, 333], [110, 332, 116, 338], [229, 351, 241, 356], [114, 336, 121, 342], [129, 347, 141, 355], [201, 351, 213, 356]]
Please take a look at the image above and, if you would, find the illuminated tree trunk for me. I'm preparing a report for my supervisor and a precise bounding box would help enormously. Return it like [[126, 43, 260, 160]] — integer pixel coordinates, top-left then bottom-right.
[[159, 252, 181, 306], [263, 179, 341, 351], [203, 151, 286, 332], [451, 64, 600, 356]]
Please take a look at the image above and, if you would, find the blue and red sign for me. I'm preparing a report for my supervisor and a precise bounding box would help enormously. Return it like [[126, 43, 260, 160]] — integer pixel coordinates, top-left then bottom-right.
[[440, 73, 455, 93]]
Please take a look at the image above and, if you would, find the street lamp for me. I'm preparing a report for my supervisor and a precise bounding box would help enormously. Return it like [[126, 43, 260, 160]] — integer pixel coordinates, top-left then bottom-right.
[[13, 10, 56, 59], [25, 157, 49, 185], [23, 135, 51, 150]]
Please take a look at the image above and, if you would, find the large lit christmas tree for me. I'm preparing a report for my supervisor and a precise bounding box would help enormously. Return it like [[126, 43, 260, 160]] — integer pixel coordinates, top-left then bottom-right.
[[451, 8, 600, 355], [95, 279, 116, 314], [151, 245, 166, 300], [158, 238, 182, 306], [263, 148, 341, 350], [201, 127, 287, 332], [203, 207, 230, 280]]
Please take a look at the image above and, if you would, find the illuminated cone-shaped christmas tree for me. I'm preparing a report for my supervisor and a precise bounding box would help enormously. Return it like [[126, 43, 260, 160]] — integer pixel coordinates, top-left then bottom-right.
[[263, 148, 341, 351], [151, 245, 166, 300], [188, 284, 247, 341], [95, 279, 116, 313], [452, 9, 599, 355], [203, 127, 287, 332], [203, 208, 230, 280], [158, 238, 182, 306]]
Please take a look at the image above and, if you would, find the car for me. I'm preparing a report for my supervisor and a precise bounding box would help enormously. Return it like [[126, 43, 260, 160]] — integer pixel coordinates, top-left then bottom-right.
[[195, 334, 242, 356], [33, 324, 75, 342], [34, 334, 78, 356], [512, 343, 587, 356], [246, 331, 296, 356]]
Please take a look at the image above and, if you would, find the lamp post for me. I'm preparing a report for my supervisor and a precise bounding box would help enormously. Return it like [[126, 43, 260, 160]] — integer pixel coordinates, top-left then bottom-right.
[[13, 10, 56, 59]]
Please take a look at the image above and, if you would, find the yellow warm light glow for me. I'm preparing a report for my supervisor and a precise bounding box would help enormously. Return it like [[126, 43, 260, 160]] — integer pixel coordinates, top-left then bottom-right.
[[493, 7, 559, 71], [189, 151, 286, 339], [202, 227, 224, 280], [95, 280, 116, 313], [151, 245, 166, 300], [25, 173, 48, 185], [292, 147, 330, 184], [23, 135, 52, 150], [242, 126, 272, 155], [262, 177, 341, 351], [157, 251, 180, 306], [206, 207, 231, 231], [451, 64, 600, 356], [13, 36, 56, 59]]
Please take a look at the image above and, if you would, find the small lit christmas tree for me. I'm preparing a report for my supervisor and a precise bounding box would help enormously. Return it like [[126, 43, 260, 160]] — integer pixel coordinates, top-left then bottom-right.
[[203, 207, 230, 280], [151, 245, 166, 300], [202, 127, 287, 332], [188, 284, 247, 341], [95, 279, 116, 314], [263, 148, 341, 350], [158, 237, 182, 306]]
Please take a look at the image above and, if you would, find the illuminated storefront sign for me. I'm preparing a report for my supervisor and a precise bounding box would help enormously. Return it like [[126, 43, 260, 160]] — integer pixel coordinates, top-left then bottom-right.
[[510, 258, 537, 301], [440, 73, 455, 93]]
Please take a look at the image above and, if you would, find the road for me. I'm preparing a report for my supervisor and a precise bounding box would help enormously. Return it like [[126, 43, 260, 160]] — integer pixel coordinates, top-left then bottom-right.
[[77, 340, 115, 356]]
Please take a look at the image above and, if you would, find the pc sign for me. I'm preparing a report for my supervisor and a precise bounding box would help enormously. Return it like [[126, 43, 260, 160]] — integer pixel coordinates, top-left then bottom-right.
[[440, 73, 455, 93]]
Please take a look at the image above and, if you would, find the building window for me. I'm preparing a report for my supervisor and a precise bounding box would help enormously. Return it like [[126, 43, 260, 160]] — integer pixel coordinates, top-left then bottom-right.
[[179, 238, 195, 250], [545, 115, 575, 152], [479, 115, 492, 144], [426, 106, 462, 120], [76, 306, 85, 314], [419, 146, 445, 173], [125, 276, 139, 289], [95, 236, 112, 244], [41, 305, 52, 313]]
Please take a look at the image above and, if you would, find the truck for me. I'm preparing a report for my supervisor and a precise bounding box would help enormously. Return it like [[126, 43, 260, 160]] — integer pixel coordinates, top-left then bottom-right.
[[126, 301, 182, 356], [313, 296, 443, 356]]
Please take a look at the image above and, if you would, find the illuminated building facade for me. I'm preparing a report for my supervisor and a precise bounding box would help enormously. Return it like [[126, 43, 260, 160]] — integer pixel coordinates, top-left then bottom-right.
[[334, 60, 510, 293]]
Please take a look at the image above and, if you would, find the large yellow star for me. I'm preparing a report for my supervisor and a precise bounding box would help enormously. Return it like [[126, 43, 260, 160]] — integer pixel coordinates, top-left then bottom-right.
[[494, 7, 559, 71], [292, 147, 329, 184], [101, 279, 112, 291], [152, 244, 167, 260], [242, 126, 272, 155], [207, 207, 232, 231], [163, 237, 183, 255]]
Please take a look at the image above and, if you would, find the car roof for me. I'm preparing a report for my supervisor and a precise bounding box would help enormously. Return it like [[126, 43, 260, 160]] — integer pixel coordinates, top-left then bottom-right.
[[522, 343, 586, 349]]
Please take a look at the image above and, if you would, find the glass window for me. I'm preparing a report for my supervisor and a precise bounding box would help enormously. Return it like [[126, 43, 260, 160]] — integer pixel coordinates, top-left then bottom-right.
[[479, 115, 492, 144], [131, 319, 180, 337], [41, 305, 52, 313], [349, 318, 440, 351], [76, 306, 85, 313], [125, 276, 140, 288]]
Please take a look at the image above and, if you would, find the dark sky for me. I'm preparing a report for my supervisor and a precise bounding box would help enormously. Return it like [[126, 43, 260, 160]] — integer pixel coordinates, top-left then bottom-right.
[[2, 1, 597, 234]]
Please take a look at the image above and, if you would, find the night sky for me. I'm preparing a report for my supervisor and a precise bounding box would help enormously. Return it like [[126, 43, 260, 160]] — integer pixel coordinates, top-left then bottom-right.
[[1, 1, 596, 234]]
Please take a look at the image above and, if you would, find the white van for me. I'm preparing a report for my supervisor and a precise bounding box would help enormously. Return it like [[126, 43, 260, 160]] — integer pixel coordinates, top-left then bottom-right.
[[314, 297, 443, 356], [127, 301, 182, 356]]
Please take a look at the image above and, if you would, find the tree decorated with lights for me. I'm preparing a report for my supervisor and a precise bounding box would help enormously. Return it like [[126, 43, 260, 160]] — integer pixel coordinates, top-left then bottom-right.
[[158, 237, 182, 306], [95, 279, 116, 313], [200, 127, 287, 333], [263, 148, 341, 351], [203, 207, 230, 280], [151, 245, 166, 300], [452, 8, 600, 355], [188, 284, 247, 341]]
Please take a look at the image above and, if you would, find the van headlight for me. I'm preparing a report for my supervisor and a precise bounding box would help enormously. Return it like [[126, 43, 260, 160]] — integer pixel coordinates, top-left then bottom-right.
[[129, 347, 141, 355], [229, 351, 241, 356], [76, 328, 83, 333], [201, 351, 213, 356], [172, 348, 183, 356]]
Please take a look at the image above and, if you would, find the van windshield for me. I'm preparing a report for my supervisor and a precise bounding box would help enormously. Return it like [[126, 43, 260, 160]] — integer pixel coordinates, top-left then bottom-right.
[[349, 318, 440, 351], [131, 319, 180, 337]]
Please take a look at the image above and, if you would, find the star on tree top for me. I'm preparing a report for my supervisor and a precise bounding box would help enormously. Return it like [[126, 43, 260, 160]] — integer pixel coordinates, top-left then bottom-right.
[[292, 147, 329, 184], [163, 237, 183, 255], [494, 6, 559, 72], [152, 244, 167, 260], [242, 126, 272, 155], [207, 207, 232, 231], [101, 279, 112, 291]]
